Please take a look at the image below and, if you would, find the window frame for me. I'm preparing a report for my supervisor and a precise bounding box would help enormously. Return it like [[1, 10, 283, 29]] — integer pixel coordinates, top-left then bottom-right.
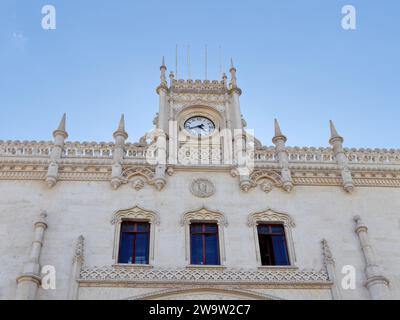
[[111, 205, 160, 266], [118, 221, 151, 265], [181, 207, 228, 267], [190, 222, 220, 266], [248, 208, 296, 267], [257, 223, 290, 266]]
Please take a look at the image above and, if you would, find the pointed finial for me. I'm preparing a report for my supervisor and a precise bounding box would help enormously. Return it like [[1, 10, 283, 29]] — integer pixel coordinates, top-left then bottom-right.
[[329, 120, 343, 144], [58, 113, 66, 131], [272, 118, 287, 144], [113, 114, 128, 140], [53, 113, 68, 139], [222, 72, 227, 86], [118, 114, 125, 131], [274, 118, 283, 137], [157, 57, 168, 91], [230, 58, 236, 71], [229, 58, 238, 90], [160, 56, 166, 69]]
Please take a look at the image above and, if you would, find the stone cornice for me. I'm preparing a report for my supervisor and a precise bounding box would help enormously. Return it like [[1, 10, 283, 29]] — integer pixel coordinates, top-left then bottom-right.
[[1, 140, 400, 188]]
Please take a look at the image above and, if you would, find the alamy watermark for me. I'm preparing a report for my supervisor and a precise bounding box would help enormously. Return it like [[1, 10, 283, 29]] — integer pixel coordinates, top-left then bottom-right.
[[41, 5, 56, 30], [341, 5, 357, 30], [341, 265, 356, 290], [41, 265, 56, 290]]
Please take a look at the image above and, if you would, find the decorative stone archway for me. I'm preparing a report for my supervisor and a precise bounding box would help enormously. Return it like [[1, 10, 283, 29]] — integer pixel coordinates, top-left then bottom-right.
[[127, 287, 281, 300]]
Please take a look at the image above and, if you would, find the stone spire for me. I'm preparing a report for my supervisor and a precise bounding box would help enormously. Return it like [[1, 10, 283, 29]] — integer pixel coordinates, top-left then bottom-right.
[[156, 57, 170, 133], [328, 121, 354, 193], [53, 113, 68, 139], [113, 114, 128, 140], [169, 70, 175, 86], [111, 115, 128, 189], [222, 72, 228, 87], [229, 58, 237, 89], [271, 119, 293, 192], [272, 118, 287, 144], [46, 113, 68, 188], [157, 56, 168, 91], [329, 120, 343, 144]]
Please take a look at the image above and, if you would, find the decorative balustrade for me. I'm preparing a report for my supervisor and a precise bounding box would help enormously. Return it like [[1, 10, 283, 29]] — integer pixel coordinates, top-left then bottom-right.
[[0, 140, 52, 157], [286, 147, 336, 163], [345, 148, 400, 165], [1, 140, 399, 166], [254, 147, 277, 162], [63, 142, 114, 158], [125, 143, 154, 159]]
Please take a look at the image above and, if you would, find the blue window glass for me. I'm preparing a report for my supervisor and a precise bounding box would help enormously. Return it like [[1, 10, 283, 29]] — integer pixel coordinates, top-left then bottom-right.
[[190, 223, 220, 265], [190, 233, 204, 265], [257, 224, 289, 266], [118, 221, 150, 264]]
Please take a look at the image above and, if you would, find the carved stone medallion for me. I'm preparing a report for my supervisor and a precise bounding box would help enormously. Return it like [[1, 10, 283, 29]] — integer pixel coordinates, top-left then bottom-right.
[[190, 179, 215, 198]]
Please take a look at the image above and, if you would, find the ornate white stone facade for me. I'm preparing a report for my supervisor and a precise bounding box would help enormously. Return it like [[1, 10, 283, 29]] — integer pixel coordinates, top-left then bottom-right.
[[0, 60, 399, 300]]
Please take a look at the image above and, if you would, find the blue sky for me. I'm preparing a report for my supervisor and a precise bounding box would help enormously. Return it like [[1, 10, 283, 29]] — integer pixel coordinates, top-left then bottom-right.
[[0, 0, 399, 148]]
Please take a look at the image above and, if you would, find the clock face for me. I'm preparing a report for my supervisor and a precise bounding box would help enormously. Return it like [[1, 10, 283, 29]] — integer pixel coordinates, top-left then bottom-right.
[[184, 116, 215, 137]]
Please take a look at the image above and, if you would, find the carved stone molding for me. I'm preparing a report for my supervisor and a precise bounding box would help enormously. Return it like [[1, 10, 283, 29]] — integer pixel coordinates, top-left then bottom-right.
[[78, 266, 331, 288], [190, 179, 215, 198], [181, 207, 228, 227], [247, 209, 295, 228], [127, 287, 281, 300], [111, 205, 160, 225]]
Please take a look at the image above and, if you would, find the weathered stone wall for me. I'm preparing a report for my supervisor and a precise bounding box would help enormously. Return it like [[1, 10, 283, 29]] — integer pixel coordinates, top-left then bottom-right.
[[0, 170, 399, 300]]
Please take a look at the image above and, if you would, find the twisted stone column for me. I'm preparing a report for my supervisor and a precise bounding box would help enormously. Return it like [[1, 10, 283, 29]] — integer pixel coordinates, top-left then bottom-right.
[[15, 211, 48, 300], [354, 215, 390, 299]]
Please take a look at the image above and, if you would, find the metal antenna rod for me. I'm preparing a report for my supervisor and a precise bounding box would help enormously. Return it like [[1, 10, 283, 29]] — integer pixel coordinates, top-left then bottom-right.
[[187, 45, 191, 79], [219, 45, 222, 78], [205, 44, 208, 80], [175, 44, 178, 79]]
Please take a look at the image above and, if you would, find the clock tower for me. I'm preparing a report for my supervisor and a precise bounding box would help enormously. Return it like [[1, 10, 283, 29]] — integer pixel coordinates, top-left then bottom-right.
[[155, 58, 247, 168]]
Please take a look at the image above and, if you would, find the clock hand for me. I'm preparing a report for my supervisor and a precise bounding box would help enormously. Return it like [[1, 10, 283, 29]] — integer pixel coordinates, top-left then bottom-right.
[[189, 124, 204, 130]]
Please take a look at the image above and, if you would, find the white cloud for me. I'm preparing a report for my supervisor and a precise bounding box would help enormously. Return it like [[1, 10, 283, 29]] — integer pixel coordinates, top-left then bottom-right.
[[12, 31, 27, 50]]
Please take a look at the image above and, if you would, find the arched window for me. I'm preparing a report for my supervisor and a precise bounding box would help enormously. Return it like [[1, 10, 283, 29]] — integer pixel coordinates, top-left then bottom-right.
[[181, 207, 228, 266], [118, 221, 150, 264], [248, 208, 296, 267], [111, 205, 160, 265], [257, 224, 290, 266], [190, 223, 220, 265]]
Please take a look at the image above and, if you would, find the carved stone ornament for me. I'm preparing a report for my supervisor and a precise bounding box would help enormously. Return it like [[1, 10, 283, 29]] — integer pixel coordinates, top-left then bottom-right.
[[190, 179, 215, 198], [111, 205, 160, 225]]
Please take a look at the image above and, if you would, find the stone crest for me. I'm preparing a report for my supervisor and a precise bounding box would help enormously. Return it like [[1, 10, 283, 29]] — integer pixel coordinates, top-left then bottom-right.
[[190, 179, 215, 198]]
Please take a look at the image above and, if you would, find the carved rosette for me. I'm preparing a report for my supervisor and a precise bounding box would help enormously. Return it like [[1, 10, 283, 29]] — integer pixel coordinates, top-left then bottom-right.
[[190, 179, 215, 198]]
